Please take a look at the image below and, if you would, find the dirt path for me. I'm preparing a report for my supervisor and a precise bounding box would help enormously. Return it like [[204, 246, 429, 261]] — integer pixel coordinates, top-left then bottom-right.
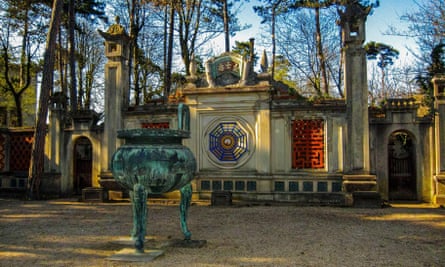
[[0, 198, 444, 266]]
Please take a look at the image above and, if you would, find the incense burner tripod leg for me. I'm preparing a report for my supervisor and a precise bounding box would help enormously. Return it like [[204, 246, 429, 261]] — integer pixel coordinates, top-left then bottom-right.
[[179, 183, 192, 240], [130, 183, 148, 253]]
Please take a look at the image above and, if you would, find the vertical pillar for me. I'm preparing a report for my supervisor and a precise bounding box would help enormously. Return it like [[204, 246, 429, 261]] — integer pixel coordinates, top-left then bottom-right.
[[48, 106, 62, 172], [255, 101, 272, 200], [432, 76, 445, 204], [98, 18, 130, 177], [338, 3, 378, 205], [46, 93, 67, 194]]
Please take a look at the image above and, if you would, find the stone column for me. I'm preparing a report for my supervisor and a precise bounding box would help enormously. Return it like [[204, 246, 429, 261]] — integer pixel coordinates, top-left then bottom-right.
[[46, 93, 67, 194], [255, 101, 272, 200], [98, 19, 130, 178], [338, 3, 378, 206], [432, 76, 445, 204], [47, 95, 67, 172]]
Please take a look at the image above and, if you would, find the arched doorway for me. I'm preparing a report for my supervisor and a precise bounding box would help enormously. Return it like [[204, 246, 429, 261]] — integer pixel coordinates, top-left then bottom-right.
[[73, 137, 92, 194], [388, 131, 417, 201]]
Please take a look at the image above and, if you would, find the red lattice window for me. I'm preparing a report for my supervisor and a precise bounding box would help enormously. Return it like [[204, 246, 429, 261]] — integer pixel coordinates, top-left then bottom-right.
[[0, 134, 5, 171], [141, 122, 169, 129], [10, 132, 34, 171], [292, 119, 325, 169]]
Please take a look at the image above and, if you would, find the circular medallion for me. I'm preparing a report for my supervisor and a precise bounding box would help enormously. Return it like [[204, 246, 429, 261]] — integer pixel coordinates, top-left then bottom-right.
[[208, 121, 250, 163]]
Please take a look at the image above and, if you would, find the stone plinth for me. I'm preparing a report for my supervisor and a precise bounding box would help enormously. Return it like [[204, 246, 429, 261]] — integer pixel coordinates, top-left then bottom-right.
[[352, 191, 382, 208], [211, 191, 232, 206], [343, 174, 378, 207], [342, 174, 377, 192], [81, 187, 104, 202], [435, 174, 445, 205]]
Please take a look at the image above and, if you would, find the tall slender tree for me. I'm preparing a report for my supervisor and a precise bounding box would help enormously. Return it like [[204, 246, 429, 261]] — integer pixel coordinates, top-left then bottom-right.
[[365, 41, 399, 99], [209, 0, 250, 53], [254, 0, 289, 81], [27, 0, 63, 200]]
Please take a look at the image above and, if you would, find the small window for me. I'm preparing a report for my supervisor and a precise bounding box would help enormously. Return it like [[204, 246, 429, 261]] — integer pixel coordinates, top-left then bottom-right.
[[317, 182, 328, 192], [332, 182, 342, 192], [289, 181, 299, 192], [274, 181, 285, 192], [212, 180, 222, 191], [303, 181, 313, 192], [438, 85, 445, 94], [108, 43, 117, 53], [201, 180, 210, 191], [247, 181, 257, 191], [223, 181, 233, 191], [235, 181, 245, 191]]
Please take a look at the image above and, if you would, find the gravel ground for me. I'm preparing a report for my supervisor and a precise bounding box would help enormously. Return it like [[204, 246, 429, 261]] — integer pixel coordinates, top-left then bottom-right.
[[0, 198, 444, 267]]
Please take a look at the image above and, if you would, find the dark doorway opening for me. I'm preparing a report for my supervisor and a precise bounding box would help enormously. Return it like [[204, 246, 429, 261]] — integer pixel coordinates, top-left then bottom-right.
[[73, 137, 92, 194], [388, 131, 417, 201]]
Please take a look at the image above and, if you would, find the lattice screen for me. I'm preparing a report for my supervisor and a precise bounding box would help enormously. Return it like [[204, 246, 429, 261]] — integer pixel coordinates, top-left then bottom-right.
[[10, 132, 34, 171], [292, 119, 325, 169], [141, 122, 169, 129]]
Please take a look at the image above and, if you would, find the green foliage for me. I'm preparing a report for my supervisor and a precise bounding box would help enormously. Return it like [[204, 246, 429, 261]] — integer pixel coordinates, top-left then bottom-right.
[[232, 41, 250, 57], [415, 43, 445, 112], [429, 44, 445, 75], [365, 41, 399, 69], [232, 41, 258, 64], [274, 55, 297, 89]]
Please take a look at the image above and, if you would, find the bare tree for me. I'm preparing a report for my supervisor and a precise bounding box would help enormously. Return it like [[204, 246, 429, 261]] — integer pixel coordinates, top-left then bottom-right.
[[75, 20, 105, 110], [0, 0, 46, 126], [396, 0, 445, 66], [274, 7, 342, 97], [391, 0, 445, 110]]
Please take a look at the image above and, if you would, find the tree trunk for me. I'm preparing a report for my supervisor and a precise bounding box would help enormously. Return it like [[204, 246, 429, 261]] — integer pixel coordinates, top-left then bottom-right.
[[223, 0, 230, 53], [27, 0, 63, 200], [315, 7, 329, 96], [163, 5, 168, 99], [337, 26, 344, 98], [69, 0, 77, 111], [381, 67, 386, 99], [165, 4, 175, 98], [57, 29, 65, 97], [271, 3, 276, 81], [13, 93, 23, 127]]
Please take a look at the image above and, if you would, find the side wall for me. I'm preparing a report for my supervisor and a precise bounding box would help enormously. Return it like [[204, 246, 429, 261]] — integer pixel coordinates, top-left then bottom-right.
[[370, 107, 434, 202]]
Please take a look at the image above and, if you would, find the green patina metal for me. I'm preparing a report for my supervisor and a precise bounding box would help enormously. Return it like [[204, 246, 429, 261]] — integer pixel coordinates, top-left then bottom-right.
[[111, 104, 196, 253]]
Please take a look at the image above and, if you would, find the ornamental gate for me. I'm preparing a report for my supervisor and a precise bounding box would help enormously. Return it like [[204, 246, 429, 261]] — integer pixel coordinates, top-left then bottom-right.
[[388, 131, 417, 200], [73, 137, 92, 194]]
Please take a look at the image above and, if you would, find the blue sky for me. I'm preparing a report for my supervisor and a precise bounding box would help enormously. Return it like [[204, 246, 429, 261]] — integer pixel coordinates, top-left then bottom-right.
[[229, 0, 418, 64], [366, 0, 417, 62]]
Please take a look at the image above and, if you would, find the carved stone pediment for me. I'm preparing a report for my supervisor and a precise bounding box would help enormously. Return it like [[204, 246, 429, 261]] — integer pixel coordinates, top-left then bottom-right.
[[205, 53, 248, 87]]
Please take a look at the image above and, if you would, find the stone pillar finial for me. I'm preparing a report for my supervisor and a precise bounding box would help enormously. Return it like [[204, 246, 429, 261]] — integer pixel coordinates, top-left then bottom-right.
[[337, 2, 371, 45], [260, 50, 268, 73], [107, 16, 126, 35], [433, 75, 445, 97]]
